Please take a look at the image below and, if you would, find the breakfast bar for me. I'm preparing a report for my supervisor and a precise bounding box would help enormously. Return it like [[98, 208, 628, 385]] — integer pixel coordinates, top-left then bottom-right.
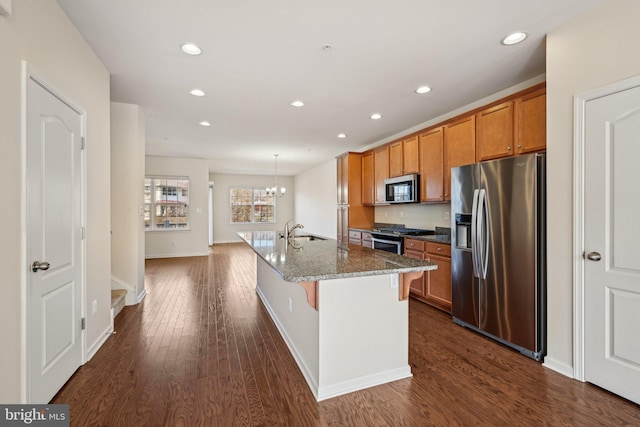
[[237, 231, 437, 401]]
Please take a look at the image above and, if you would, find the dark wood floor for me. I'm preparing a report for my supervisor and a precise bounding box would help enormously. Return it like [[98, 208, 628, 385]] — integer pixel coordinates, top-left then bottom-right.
[[53, 243, 640, 426]]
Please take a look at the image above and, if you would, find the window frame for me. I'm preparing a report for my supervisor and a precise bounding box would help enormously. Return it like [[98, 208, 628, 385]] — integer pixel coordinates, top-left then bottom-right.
[[229, 186, 277, 224], [144, 176, 190, 231]]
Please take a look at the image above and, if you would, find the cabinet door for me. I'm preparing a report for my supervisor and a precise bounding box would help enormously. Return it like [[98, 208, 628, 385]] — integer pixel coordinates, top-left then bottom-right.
[[404, 250, 425, 296], [389, 141, 403, 177], [336, 155, 343, 204], [374, 146, 389, 204], [426, 254, 452, 312], [336, 206, 349, 244], [516, 88, 546, 154], [362, 152, 375, 206], [444, 115, 475, 201], [476, 101, 515, 161], [403, 136, 419, 174], [419, 127, 444, 202]]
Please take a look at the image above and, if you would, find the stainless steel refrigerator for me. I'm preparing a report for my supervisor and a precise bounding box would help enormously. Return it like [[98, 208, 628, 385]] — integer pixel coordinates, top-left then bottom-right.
[[450, 153, 545, 361]]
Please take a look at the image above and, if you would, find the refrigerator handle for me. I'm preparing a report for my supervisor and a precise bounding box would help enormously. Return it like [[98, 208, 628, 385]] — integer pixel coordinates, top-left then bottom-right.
[[478, 189, 489, 279], [471, 189, 480, 278]]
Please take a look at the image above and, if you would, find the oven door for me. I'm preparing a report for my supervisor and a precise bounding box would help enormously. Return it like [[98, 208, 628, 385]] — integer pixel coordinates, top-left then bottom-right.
[[371, 236, 402, 254]]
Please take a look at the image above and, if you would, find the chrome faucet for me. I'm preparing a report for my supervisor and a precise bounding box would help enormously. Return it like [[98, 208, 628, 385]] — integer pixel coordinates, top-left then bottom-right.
[[284, 219, 304, 239]]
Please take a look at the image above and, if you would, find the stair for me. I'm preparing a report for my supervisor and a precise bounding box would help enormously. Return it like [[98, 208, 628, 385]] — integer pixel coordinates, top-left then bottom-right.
[[111, 289, 127, 319]]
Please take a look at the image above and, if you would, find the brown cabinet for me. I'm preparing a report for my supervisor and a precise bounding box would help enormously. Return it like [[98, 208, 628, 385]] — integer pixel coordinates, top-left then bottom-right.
[[516, 87, 546, 154], [418, 127, 444, 202], [390, 136, 419, 177], [403, 238, 452, 313], [373, 146, 389, 204], [476, 101, 515, 161], [362, 152, 375, 206], [444, 115, 475, 201], [336, 152, 374, 244]]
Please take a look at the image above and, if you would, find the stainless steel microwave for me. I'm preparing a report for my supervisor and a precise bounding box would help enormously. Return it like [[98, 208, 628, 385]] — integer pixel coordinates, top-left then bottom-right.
[[384, 174, 419, 203]]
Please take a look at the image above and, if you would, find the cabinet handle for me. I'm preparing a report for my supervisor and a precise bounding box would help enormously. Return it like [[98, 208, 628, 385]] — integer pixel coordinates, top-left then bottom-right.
[[517, 144, 522, 148], [437, 247, 442, 251], [507, 146, 512, 151]]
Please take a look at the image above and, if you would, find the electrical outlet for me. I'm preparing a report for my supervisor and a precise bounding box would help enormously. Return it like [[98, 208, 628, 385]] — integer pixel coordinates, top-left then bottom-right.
[[444, 211, 450, 220], [400, 211, 404, 218], [288, 297, 293, 314], [92, 299, 98, 315], [390, 275, 399, 289]]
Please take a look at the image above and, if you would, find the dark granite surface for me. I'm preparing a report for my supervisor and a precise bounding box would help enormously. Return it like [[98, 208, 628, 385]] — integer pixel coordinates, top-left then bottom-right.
[[237, 231, 437, 282]]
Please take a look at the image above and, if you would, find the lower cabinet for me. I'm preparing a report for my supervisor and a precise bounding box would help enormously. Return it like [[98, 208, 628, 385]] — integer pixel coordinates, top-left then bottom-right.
[[403, 239, 452, 313], [347, 230, 373, 247]]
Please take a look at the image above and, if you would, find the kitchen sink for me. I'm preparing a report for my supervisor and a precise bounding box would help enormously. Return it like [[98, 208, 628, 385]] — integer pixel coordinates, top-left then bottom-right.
[[290, 235, 327, 241]]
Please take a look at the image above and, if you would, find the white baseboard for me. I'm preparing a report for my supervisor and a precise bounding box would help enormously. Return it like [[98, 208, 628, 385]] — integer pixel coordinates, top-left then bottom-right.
[[136, 288, 147, 303], [543, 356, 575, 378], [85, 322, 113, 362], [144, 251, 209, 259], [317, 366, 412, 402]]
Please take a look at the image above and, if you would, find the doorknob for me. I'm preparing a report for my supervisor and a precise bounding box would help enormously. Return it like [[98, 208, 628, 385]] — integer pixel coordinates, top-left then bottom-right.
[[32, 260, 51, 272], [585, 252, 602, 261]]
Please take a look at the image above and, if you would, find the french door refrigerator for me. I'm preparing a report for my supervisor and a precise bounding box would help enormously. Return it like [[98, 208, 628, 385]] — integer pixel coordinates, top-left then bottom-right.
[[450, 153, 546, 361]]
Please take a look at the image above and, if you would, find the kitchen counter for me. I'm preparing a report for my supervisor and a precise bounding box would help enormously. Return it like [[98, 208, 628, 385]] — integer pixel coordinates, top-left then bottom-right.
[[237, 231, 437, 282], [237, 230, 435, 401]]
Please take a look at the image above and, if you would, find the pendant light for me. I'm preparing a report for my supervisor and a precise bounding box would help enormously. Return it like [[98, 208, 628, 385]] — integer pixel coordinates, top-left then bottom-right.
[[266, 154, 286, 198]]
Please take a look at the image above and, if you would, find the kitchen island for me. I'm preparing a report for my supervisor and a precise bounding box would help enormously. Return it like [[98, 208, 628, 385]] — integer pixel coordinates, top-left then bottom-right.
[[237, 231, 437, 401]]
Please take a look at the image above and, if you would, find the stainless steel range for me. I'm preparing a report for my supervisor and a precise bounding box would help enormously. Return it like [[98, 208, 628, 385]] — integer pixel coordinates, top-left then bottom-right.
[[371, 227, 434, 254]]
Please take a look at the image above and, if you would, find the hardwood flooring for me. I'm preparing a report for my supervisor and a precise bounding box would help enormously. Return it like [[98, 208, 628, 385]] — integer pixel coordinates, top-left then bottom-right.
[[52, 243, 640, 426]]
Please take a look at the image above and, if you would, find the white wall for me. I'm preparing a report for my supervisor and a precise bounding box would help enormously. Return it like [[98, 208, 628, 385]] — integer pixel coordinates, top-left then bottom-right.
[[545, 0, 640, 374], [210, 173, 295, 243], [375, 203, 451, 230], [0, 0, 111, 402], [145, 157, 209, 258], [294, 159, 337, 239], [111, 103, 145, 303]]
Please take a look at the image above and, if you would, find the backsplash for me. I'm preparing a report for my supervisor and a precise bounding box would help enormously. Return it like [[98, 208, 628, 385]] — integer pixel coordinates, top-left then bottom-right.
[[375, 203, 451, 230]]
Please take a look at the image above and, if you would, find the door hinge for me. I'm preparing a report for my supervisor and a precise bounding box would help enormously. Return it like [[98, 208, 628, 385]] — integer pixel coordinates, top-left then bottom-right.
[[81, 318, 86, 330], [81, 136, 85, 150], [81, 227, 85, 240]]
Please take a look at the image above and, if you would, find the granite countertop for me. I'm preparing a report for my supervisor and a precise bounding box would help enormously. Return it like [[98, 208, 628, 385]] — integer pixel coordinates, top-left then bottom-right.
[[237, 231, 437, 282]]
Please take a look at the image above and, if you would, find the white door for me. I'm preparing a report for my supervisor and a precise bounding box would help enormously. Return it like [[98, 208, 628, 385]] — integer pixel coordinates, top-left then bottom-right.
[[584, 83, 640, 405], [27, 76, 83, 403]]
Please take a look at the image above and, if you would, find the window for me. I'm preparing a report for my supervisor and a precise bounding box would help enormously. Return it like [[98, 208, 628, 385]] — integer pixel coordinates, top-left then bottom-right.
[[144, 177, 190, 230], [230, 187, 275, 223]]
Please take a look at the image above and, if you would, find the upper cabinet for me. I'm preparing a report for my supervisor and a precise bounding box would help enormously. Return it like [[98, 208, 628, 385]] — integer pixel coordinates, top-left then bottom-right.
[[374, 145, 389, 205], [390, 136, 419, 177], [476, 101, 515, 161], [362, 152, 375, 206], [359, 83, 546, 205], [444, 115, 476, 201], [516, 87, 546, 154], [419, 127, 444, 202]]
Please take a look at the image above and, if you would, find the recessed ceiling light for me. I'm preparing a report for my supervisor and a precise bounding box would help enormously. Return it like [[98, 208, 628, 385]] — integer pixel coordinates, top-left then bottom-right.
[[337, 133, 347, 139], [181, 43, 202, 55], [190, 89, 205, 97], [415, 86, 432, 94], [199, 121, 211, 127], [501, 32, 528, 46], [370, 113, 382, 120], [291, 100, 304, 107]]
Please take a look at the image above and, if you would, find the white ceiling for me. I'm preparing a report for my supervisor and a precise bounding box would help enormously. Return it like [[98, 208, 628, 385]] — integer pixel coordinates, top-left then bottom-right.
[[56, 0, 601, 176]]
